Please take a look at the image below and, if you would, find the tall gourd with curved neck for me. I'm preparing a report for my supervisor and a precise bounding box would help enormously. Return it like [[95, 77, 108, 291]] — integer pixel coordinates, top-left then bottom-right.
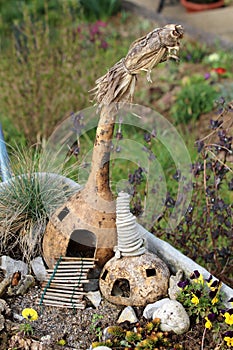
[[43, 24, 184, 269]]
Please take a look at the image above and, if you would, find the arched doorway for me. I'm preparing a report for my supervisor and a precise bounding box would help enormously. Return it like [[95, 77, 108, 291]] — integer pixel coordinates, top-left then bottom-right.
[[66, 229, 96, 258]]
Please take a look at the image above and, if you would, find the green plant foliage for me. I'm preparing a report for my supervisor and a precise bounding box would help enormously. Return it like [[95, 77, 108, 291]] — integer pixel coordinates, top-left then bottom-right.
[[0, 115, 26, 147], [177, 270, 233, 349], [0, 3, 130, 145], [79, 0, 121, 21], [204, 51, 233, 77], [90, 314, 104, 342], [171, 74, 219, 124], [177, 271, 225, 321], [0, 0, 78, 41], [179, 39, 210, 63], [153, 101, 233, 287], [0, 7, 127, 143]]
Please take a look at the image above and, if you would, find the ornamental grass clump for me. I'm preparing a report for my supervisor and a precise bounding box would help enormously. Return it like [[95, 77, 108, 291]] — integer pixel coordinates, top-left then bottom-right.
[[177, 270, 233, 349], [0, 145, 78, 264]]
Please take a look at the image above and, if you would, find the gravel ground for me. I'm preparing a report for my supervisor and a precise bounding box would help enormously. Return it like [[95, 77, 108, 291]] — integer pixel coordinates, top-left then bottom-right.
[[2, 283, 125, 350], [1, 281, 226, 350]]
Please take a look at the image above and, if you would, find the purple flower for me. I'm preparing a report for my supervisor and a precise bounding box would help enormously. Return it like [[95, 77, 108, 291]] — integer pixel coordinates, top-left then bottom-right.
[[96, 20, 107, 27], [204, 72, 211, 80], [194, 289, 202, 298], [224, 331, 233, 337], [90, 24, 100, 36], [144, 133, 151, 143], [190, 270, 200, 279], [115, 131, 123, 140], [177, 280, 189, 289], [207, 313, 217, 321], [209, 288, 218, 299], [100, 40, 108, 49], [206, 275, 213, 283]]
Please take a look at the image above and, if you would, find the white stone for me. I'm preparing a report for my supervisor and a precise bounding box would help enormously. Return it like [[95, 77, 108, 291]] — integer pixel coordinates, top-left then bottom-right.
[[86, 291, 102, 308], [30, 257, 47, 282], [40, 335, 52, 344], [117, 306, 138, 324], [168, 269, 183, 300], [13, 313, 24, 322], [143, 298, 170, 319], [152, 299, 190, 335], [91, 347, 112, 350], [0, 255, 28, 277]]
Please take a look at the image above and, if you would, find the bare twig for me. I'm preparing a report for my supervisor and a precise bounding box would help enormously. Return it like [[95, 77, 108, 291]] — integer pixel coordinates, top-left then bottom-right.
[[201, 327, 206, 350], [207, 149, 233, 173]]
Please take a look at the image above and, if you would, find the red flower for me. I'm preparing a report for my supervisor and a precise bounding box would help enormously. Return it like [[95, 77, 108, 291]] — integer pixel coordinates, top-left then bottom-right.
[[212, 67, 226, 74]]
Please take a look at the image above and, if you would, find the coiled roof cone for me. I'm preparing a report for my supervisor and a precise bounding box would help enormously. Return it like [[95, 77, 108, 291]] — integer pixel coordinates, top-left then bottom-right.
[[114, 191, 146, 258]]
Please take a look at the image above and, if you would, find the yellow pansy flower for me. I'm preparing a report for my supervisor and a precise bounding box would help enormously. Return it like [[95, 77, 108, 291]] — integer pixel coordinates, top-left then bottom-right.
[[191, 293, 199, 305], [204, 317, 212, 329], [211, 295, 219, 305], [22, 308, 38, 322], [224, 336, 233, 347], [190, 271, 204, 285], [196, 274, 204, 285], [224, 312, 233, 326]]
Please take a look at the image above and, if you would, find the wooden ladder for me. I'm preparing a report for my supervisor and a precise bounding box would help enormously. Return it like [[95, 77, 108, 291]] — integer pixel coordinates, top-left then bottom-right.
[[38, 257, 97, 309]]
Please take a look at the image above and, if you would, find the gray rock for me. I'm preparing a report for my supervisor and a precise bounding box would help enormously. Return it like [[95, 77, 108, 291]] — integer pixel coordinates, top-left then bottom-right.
[[83, 279, 99, 292], [16, 275, 35, 295], [0, 314, 4, 331], [168, 269, 183, 300], [0, 256, 28, 277], [102, 326, 113, 341], [0, 299, 10, 315], [152, 299, 190, 335], [143, 298, 170, 319], [30, 257, 47, 282], [8, 275, 35, 296], [30, 341, 43, 350], [13, 313, 24, 322], [86, 291, 102, 308], [0, 277, 11, 297], [117, 306, 138, 324], [0, 299, 11, 332]]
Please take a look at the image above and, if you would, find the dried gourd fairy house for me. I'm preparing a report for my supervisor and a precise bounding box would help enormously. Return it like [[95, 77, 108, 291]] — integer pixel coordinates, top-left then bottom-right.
[[100, 191, 170, 306], [42, 24, 184, 286]]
